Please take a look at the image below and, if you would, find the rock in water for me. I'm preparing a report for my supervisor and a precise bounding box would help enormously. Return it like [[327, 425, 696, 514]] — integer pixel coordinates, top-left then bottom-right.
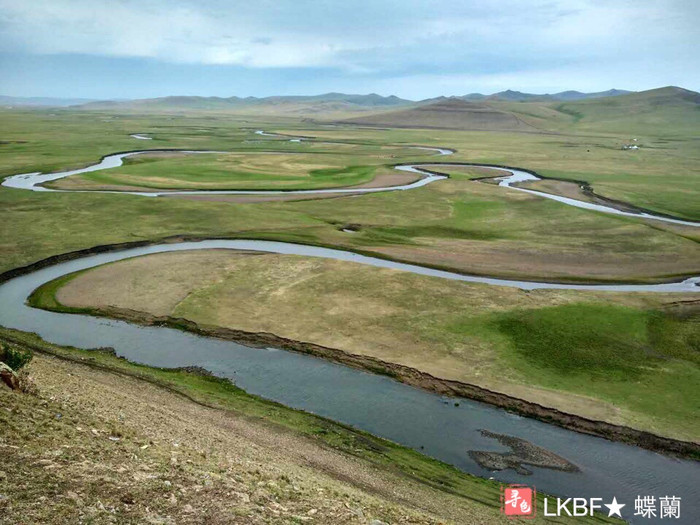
[[468, 429, 579, 475]]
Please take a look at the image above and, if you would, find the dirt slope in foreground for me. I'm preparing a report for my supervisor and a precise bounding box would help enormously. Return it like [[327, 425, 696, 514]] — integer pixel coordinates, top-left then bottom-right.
[[0, 354, 514, 524]]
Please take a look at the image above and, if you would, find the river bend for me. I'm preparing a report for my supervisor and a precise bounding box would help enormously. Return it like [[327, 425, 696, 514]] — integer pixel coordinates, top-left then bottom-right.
[[3, 130, 697, 228], [0, 240, 697, 524]]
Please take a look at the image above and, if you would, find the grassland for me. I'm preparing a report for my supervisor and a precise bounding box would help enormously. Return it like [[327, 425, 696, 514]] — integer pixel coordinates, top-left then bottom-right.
[[1, 97, 699, 452], [301, 127, 700, 221], [29, 249, 700, 443], [3, 170, 699, 283], [46, 145, 428, 191], [1, 91, 699, 523], [2, 110, 699, 283]]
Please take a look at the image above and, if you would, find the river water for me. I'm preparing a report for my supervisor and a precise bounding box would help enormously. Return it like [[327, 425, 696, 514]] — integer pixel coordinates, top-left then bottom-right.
[[3, 129, 698, 229], [0, 240, 698, 523], [2, 130, 699, 522]]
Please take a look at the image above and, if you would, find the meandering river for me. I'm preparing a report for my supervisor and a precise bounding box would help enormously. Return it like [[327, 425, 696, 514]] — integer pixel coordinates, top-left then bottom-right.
[[4, 129, 697, 227], [0, 239, 698, 523], [2, 141, 698, 291], [2, 130, 699, 522]]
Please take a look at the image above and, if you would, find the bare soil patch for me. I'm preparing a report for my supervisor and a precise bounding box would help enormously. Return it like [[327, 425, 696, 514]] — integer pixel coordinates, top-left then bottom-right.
[[0, 354, 504, 524], [516, 179, 595, 202]]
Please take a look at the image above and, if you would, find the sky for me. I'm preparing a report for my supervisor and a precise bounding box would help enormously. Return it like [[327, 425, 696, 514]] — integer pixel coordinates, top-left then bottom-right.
[[0, 0, 698, 100]]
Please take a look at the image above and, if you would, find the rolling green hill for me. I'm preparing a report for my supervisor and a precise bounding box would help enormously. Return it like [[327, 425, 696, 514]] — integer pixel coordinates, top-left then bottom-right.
[[341, 87, 700, 136], [342, 98, 536, 131], [548, 86, 700, 135]]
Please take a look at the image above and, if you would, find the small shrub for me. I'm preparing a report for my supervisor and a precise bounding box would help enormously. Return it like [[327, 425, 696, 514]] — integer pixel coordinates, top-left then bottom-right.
[[0, 342, 33, 371]]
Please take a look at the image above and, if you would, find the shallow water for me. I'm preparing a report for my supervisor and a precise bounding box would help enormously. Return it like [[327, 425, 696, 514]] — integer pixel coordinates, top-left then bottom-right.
[[2, 151, 448, 196], [0, 240, 697, 523], [495, 167, 698, 227], [3, 130, 696, 229]]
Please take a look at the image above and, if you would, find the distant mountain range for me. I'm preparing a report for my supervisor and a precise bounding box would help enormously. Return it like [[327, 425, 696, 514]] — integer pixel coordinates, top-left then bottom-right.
[[2, 86, 696, 137], [457, 89, 632, 102], [3, 88, 697, 120], [72, 89, 636, 110], [0, 96, 97, 107], [244, 92, 410, 107], [69, 93, 412, 111], [0, 89, 638, 110], [342, 87, 699, 132]]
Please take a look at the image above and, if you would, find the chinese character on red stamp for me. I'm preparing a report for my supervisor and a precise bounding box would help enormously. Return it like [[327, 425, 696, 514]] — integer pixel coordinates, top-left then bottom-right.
[[502, 485, 536, 518]]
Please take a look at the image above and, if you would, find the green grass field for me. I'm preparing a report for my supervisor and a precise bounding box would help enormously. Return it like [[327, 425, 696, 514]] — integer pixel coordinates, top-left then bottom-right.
[[1, 93, 699, 445], [1, 109, 699, 282], [28, 250, 700, 442], [3, 99, 699, 217], [47, 149, 415, 191]]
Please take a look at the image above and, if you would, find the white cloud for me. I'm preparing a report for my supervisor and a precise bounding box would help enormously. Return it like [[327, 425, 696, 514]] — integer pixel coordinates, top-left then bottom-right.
[[0, 0, 697, 81], [0, 0, 399, 67]]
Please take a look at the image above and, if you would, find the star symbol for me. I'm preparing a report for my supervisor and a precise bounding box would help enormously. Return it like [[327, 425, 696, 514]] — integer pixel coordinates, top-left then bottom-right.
[[605, 497, 626, 518]]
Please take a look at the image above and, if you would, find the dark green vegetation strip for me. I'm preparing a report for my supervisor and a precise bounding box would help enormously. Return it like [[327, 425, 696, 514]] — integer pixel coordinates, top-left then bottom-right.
[[495, 303, 700, 379], [27, 270, 90, 312], [0, 339, 33, 370]]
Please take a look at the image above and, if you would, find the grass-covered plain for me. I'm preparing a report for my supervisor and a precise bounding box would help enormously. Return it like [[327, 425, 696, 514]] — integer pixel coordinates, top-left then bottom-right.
[[3, 102, 700, 217], [47, 144, 429, 191], [30, 250, 700, 442], [1, 103, 699, 446], [1, 109, 699, 283]]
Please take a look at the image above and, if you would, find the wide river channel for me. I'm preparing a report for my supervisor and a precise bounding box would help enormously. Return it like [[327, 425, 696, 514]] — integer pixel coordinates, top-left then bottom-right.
[[0, 239, 698, 523]]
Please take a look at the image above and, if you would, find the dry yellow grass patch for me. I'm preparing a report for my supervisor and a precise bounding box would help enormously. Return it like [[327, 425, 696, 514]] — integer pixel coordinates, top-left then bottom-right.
[[55, 250, 690, 430]]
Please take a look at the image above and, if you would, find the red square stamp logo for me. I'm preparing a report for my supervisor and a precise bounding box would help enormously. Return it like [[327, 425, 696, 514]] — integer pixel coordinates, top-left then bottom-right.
[[501, 484, 536, 518]]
